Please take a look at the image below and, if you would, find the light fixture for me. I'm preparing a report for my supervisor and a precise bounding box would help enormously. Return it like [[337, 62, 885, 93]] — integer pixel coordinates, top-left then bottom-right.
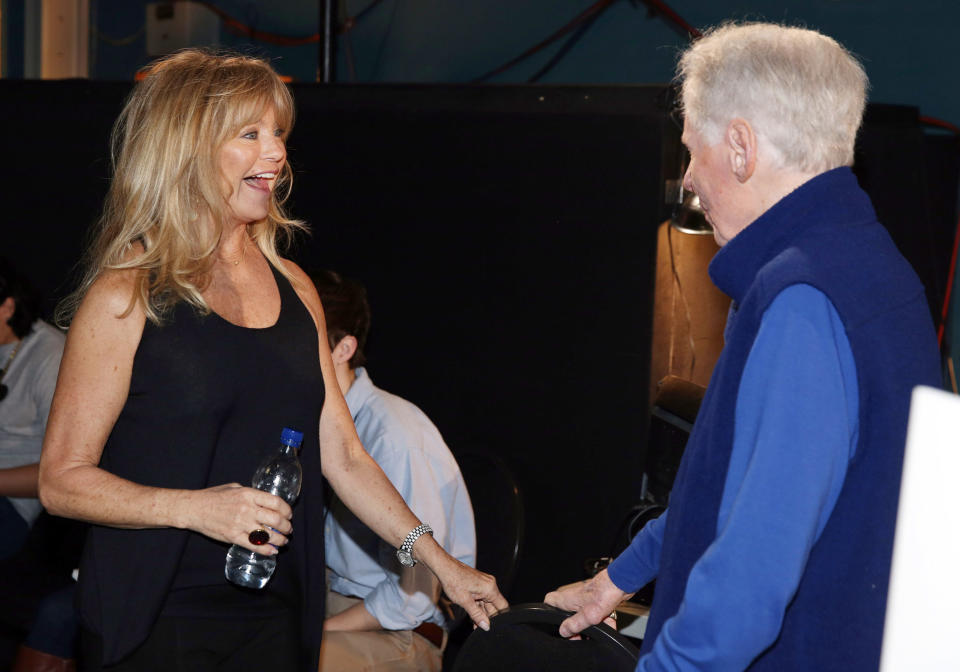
[[670, 191, 713, 235]]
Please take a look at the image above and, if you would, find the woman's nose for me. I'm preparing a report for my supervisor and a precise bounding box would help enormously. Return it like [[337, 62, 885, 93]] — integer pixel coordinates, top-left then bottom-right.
[[263, 135, 285, 162]]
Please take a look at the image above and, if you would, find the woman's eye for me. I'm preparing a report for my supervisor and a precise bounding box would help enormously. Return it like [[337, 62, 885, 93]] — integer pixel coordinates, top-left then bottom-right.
[[243, 130, 258, 140], [274, 128, 285, 137]]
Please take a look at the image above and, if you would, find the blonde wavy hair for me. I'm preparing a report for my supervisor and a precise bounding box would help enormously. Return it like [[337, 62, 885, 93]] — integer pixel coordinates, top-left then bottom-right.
[[57, 48, 305, 326]]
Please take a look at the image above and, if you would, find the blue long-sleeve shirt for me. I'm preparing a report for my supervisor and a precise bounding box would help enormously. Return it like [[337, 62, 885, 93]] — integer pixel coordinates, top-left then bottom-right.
[[608, 283, 859, 670]]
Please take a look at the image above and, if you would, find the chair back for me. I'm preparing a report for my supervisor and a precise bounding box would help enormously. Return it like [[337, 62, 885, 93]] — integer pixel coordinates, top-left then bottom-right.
[[442, 450, 524, 670], [451, 603, 639, 672], [456, 450, 524, 599]]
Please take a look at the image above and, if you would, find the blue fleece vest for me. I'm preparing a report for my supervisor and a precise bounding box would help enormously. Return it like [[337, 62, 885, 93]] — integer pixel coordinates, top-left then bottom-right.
[[640, 167, 941, 670]]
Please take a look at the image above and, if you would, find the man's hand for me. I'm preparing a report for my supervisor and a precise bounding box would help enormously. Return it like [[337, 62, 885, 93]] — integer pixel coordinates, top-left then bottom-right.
[[544, 568, 627, 638]]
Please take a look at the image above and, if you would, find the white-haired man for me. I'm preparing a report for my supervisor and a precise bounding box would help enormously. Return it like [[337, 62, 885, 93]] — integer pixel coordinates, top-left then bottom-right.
[[546, 22, 941, 671]]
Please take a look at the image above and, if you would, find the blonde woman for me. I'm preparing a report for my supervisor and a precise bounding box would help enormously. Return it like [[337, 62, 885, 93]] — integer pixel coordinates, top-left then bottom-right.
[[38, 49, 505, 671]]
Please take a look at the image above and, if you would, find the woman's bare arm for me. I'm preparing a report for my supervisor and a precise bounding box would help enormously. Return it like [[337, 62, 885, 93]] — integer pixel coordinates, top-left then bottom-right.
[[284, 259, 508, 628]]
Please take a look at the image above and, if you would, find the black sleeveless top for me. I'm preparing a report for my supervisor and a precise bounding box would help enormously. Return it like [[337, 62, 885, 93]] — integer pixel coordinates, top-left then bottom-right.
[[78, 264, 327, 667]]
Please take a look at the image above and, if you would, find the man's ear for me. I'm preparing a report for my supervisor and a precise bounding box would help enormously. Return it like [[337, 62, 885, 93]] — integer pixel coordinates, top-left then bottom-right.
[[331, 335, 358, 366], [726, 118, 757, 183]]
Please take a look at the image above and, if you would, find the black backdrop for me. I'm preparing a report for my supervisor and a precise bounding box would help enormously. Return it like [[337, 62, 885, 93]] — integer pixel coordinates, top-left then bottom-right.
[[3, 81, 955, 603], [287, 84, 676, 600]]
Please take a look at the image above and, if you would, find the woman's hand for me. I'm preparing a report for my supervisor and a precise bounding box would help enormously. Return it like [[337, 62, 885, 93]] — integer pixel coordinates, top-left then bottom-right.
[[181, 483, 293, 554], [544, 568, 627, 637], [285, 259, 508, 628], [432, 555, 508, 631]]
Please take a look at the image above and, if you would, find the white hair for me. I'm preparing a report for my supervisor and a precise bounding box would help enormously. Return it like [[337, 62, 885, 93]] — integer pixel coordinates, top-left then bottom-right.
[[677, 22, 868, 173]]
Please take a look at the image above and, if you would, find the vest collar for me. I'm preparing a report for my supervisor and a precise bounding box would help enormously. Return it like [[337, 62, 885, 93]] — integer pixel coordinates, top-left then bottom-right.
[[708, 167, 875, 304]]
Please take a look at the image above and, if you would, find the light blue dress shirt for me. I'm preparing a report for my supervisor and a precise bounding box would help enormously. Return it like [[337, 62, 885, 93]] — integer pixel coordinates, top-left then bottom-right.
[[324, 367, 477, 630], [0, 320, 66, 525]]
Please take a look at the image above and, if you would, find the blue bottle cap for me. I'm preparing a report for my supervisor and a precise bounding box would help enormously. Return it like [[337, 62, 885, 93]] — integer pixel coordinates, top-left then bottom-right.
[[281, 427, 304, 447]]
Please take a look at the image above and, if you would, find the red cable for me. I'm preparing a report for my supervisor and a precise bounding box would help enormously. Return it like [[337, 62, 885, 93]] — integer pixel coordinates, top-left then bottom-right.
[[921, 115, 960, 135], [180, 0, 702, 73], [642, 0, 701, 39], [474, 0, 700, 82], [920, 115, 960, 349], [939, 213, 960, 348], [474, 0, 617, 82]]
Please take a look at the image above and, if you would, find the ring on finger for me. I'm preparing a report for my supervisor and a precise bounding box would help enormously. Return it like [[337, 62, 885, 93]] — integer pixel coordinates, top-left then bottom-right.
[[248, 528, 270, 545]]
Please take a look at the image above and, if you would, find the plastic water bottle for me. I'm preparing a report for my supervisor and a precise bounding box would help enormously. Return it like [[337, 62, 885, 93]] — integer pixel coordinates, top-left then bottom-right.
[[225, 427, 304, 589]]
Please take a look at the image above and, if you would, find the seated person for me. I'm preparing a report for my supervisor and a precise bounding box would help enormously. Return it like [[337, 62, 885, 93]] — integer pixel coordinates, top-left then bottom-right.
[[313, 270, 476, 672], [0, 258, 65, 560]]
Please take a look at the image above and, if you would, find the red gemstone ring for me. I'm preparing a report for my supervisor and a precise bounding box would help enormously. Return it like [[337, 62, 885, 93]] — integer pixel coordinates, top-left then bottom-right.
[[248, 528, 270, 546]]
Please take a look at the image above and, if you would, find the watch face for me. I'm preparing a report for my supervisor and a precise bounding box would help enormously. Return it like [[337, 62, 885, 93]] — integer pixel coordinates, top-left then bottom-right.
[[397, 549, 415, 567]]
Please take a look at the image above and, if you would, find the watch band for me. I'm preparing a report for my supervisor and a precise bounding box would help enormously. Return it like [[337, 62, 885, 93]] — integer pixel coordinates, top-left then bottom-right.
[[396, 523, 433, 567]]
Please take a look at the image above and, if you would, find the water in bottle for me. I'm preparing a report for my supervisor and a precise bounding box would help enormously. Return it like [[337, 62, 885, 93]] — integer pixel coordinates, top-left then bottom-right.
[[225, 427, 304, 588]]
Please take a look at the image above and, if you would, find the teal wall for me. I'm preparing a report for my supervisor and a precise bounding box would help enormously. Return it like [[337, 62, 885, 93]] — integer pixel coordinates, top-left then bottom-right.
[[80, 1, 960, 125], [339, 1, 959, 124], [17, 0, 960, 382]]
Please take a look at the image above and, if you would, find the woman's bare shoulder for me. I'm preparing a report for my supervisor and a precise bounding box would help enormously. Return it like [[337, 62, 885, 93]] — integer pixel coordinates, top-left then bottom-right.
[[277, 257, 308, 282], [278, 259, 320, 307], [80, 268, 145, 322], [76, 241, 149, 321], [278, 258, 327, 333]]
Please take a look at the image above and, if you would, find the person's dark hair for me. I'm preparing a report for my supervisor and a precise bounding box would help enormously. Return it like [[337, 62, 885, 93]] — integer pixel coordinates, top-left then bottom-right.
[[311, 269, 371, 369], [0, 257, 41, 339]]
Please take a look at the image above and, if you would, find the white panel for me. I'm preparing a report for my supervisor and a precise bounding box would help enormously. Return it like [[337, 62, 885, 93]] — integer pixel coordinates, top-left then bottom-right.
[[40, 0, 88, 78], [881, 385, 960, 671]]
